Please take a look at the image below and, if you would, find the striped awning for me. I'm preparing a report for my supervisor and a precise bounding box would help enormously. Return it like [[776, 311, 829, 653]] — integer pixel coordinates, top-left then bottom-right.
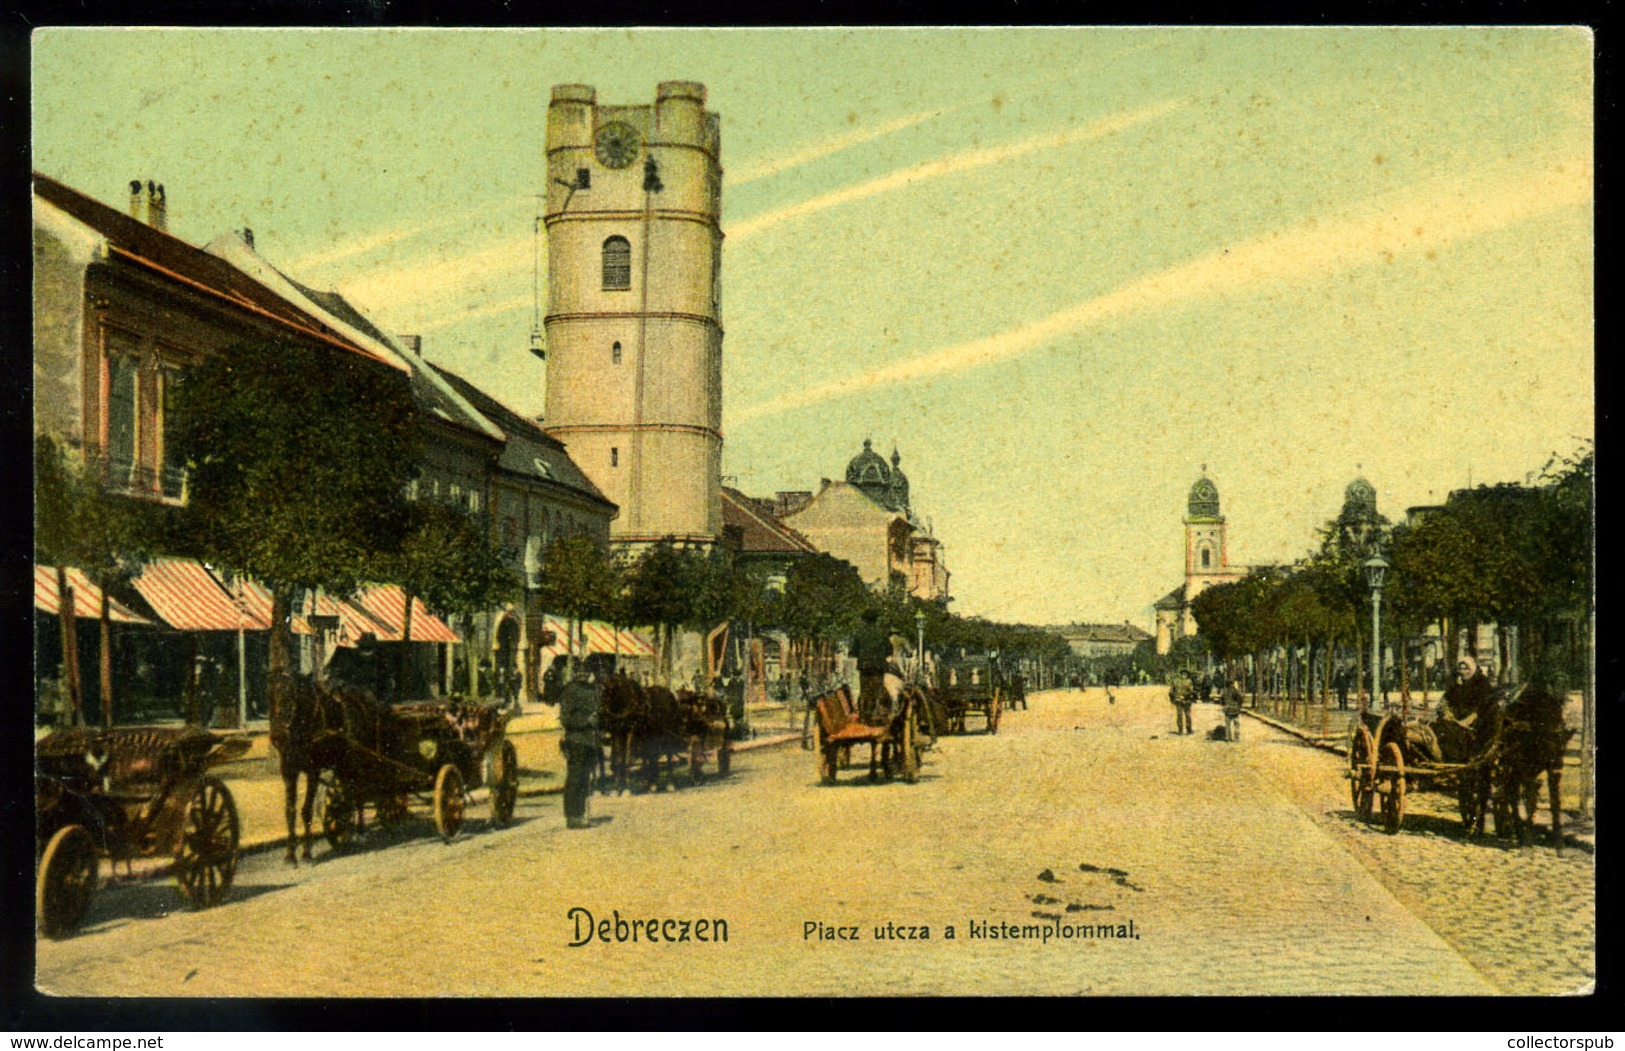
[[34, 565, 155, 625], [131, 558, 271, 632], [232, 579, 381, 647], [582, 620, 655, 657], [351, 585, 461, 644]]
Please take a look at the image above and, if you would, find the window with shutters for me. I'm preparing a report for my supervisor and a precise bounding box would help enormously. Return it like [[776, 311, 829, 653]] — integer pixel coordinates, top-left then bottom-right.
[[602, 236, 631, 291], [105, 352, 139, 491]]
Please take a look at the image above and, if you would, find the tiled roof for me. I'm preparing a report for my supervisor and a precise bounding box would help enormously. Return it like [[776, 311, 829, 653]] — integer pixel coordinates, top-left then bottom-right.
[[429, 363, 615, 511], [32, 172, 391, 368], [722, 487, 819, 556], [1061, 622, 1155, 643]]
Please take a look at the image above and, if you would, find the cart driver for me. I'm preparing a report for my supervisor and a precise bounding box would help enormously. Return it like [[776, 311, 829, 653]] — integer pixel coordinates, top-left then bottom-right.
[[1413, 654, 1497, 762], [851, 608, 894, 724]]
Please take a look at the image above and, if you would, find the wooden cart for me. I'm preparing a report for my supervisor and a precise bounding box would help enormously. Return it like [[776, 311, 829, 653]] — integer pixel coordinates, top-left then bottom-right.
[[1346, 709, 1504, 835], [813, 685, 924, 785], [35, 726, 248, 938], [311, 697, 518, 849], [934, 656, 1003, 735]]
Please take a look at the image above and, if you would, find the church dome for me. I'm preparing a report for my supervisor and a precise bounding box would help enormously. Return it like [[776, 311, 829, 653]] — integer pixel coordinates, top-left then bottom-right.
[[846, 438, 891, 488], [1188, 475, 1221, 518], [1343, 476, 1378, 518]]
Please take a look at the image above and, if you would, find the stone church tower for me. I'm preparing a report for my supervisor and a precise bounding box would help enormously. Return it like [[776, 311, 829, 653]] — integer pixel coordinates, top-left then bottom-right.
[[542, 82, 723, 548], [1184, 473, 1229, 589]]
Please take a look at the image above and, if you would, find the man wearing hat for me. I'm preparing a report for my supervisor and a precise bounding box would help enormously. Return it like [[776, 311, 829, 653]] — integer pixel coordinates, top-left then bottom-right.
[[851, 607, 894, 724], [555, 662, 602, 829]]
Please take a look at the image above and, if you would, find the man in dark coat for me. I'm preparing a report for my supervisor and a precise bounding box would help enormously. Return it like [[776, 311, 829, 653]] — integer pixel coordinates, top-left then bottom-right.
[[1169, 671, 1195, 735], [1222, 678, 1244, 742], [851, 608, 894, 723], [556, 663, 602, 829]]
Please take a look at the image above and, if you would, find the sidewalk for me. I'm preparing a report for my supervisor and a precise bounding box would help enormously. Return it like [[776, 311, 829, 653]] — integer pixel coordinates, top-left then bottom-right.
[[1241, 706, 1596, 854]]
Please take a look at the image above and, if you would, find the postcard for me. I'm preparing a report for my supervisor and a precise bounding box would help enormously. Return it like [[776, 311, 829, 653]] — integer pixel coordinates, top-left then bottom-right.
[[28, 26, 1594, 1000]]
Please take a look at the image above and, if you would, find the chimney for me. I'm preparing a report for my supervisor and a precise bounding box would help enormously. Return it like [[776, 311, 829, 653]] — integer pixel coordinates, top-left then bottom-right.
[[128, 180, 143, 220], [398, 334, 422, 357], [146, 181, 167, 232]]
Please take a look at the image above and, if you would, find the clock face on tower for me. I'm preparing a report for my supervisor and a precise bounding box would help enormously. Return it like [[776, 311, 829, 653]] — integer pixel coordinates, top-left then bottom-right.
[[594, 122, 642, 169]]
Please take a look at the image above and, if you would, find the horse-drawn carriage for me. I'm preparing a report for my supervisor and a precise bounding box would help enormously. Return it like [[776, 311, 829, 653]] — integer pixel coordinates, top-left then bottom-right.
[[929, 655, 1003, 735], [310, 693, 518, 849], [35, 726, 247, 938], [1346, 683, 1572, 848], [598, 673, 732, 794]]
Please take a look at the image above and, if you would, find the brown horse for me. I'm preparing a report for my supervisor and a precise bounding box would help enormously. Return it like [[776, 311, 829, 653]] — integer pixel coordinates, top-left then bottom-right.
[[1497, 682, 1573, 851], [269, 672, 324, 864], [598, 673, 641, 795]]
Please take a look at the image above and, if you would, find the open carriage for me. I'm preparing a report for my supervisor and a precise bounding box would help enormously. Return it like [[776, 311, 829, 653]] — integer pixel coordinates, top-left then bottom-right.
[[931, 656, 1003, 735], [813, 683, 928, 785], [35, 726, 248, 938], [311, 696, 518, 848], [1346, 701, 1506, 836]]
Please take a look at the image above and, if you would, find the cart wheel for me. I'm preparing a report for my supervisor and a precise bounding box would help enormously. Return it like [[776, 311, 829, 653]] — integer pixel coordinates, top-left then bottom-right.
[[490, 741, 518, 829], [319, 778, 356, 850], [175, 776, 239, 908], [902, 709, 920, 784], [718, 744, 732, 776], [434, 764, 465, 841], [1379, 741, 1406, 834], [1349, 725, 1376, 822], [37, 824, 97, 939]]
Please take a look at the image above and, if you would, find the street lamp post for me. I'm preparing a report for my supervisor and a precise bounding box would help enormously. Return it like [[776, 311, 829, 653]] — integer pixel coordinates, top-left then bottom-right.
[[915, 609, 927, 685], [1364, 553, 1390, 715]]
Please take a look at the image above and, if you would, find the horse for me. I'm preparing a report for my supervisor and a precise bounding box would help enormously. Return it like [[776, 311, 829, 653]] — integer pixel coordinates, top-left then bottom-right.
[[268, 672, 342, 864], [632, 684, 689, 792], [1496, 682, 1573, 851], [598, 673, 642, 795]]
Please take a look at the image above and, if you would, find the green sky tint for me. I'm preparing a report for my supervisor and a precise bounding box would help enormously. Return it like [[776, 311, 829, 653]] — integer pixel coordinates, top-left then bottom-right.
[[33, 27, 1594, 625]]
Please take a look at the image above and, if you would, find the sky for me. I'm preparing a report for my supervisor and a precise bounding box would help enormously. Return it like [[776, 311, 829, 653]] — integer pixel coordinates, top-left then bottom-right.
[[31, 27, 1594, 626]]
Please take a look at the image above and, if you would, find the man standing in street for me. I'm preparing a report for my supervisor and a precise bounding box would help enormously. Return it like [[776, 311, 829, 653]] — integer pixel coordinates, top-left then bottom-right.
[[556, 663, 602, 830], [851, 607, 894, 724], [1169, 671, 1194, 735]]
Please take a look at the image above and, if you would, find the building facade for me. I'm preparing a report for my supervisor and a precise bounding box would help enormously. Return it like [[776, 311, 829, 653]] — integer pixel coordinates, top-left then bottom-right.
[[1059, 622, 1156, 659], [775, 440, 951, 602], [542, 81, 724, 549]]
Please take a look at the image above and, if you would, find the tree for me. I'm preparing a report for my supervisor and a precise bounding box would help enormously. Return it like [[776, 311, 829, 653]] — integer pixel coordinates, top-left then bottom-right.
[[624, 539, 706, 683], [391, 501, 519, 694], [34, 435, 165, 726], [778, 552, 869, 679], [532, 533, 620, 679], [170, 338, 420, 703]]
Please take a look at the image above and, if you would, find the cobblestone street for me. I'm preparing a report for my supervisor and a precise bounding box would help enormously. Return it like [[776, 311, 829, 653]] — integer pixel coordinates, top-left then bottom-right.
[[34, 687, 1592, 997]]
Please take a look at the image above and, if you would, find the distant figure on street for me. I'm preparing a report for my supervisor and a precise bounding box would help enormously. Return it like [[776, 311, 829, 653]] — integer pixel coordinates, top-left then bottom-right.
[[1104, 667, 1119, 705], [1334, 666, 1351, 710], [851, 608, 894, 723], [1169, 672, 1195, 735], [1222, 679, 1244, 742], [555, 663, 602, 829]]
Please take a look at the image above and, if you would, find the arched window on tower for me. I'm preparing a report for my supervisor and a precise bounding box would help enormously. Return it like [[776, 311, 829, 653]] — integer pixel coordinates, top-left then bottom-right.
[[602, 237, 632, 291], [1200, 545, 1212, 568]]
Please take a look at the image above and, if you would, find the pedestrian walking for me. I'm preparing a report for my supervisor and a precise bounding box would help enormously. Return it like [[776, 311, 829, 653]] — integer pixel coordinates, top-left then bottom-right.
[[1222, 678, 1244, 742], [1335, 666, 1350, 710], [1104, 667, 1118, 705], [555, 663, 602, 830]]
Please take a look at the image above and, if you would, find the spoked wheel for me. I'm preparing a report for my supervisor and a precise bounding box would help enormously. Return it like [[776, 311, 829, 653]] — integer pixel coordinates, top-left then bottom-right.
[[1379, 741, 1407, 834], [901, 709, 920, 785], [489, 740, 518, 828], [319, 778, 356, 850], [1349, 725, 1376, 822], [175, 776, 240, 908], [434, 764, 465, 842], [37, 824, 97, 939]]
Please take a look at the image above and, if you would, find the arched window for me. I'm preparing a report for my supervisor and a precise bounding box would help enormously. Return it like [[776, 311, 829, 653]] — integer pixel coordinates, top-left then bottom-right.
[[602, 237, 631, 290], [1200, 546, 1212, 568]]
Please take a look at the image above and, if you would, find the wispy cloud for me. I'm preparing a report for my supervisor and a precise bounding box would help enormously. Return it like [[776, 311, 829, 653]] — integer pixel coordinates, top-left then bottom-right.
[[726, 97, 1189, 243], [728, 108, 945, 186], [332, 235, 530, 317], [729, 147, 1592, 425]]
